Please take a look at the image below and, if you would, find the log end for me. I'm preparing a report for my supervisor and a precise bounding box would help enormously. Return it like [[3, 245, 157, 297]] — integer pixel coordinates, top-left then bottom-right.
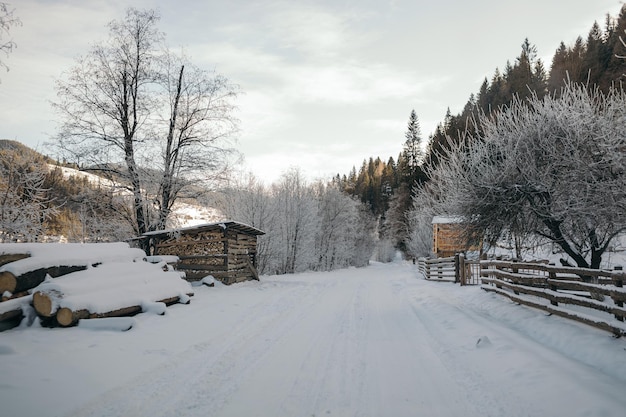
[[56, 307, 89, 327], [56, 307, 74, 327], [32, 291, 54, 317], [0, 271, 17, 294]]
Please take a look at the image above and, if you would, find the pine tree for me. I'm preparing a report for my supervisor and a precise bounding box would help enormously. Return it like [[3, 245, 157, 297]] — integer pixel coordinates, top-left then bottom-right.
[[548, 42, 569, 94], [607, 5, 626, 86], [401, 110, 424, 192]]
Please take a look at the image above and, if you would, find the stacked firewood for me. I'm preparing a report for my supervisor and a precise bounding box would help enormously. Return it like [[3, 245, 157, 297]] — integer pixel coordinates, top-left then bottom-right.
[[0, 243, 193, 330]]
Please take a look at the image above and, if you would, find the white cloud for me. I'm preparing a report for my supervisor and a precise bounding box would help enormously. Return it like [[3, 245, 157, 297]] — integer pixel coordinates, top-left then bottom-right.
[[4, 0, 622, 185]]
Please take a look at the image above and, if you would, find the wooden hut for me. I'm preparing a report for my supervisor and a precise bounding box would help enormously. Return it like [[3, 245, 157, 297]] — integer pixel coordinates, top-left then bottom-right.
[[142, 221, 265, 285], [432, 216, 480, 258]]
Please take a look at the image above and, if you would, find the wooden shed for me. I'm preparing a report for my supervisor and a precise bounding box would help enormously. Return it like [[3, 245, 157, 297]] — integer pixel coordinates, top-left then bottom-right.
[[432, 216, 480, 258], [142, 221, 265, 285]]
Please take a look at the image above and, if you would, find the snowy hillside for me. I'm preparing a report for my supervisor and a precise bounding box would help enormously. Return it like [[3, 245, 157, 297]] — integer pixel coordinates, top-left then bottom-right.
[[1, 261, 625, 417], [50, 163, 222, 228]]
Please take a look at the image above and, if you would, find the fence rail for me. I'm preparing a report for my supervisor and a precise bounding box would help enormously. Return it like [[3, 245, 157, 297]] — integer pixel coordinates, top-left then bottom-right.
[[480, 260, 626, 337], [417, 254, 481, 285], [418, 257, 456, 282]]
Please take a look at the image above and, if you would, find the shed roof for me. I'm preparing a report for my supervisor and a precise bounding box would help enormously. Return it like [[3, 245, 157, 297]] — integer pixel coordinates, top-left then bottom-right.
[[143, 220, 265, 238], [432, 216, 463, 224]]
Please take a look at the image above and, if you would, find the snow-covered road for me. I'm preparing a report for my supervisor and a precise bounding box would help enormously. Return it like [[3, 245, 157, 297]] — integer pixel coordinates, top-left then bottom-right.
[[2, 262, 626, 417]]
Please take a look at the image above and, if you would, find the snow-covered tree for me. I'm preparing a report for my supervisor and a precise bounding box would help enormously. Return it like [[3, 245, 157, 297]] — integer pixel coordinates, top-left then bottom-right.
[[405, 189, 436, 259], [214, 173, 274, 274], [0, 151, 56, 242], [313, 181, 374, 270], [421, 83, 626, 268], [269, 168, 317, 274], [215, 170, 375, 274]]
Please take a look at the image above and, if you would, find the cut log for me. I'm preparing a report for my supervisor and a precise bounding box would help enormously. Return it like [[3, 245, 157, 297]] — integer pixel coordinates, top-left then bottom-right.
[[55, 295, 189, 327], [0, 295, 32, 330], [32, 290, 61, 317], [0, 253, 30, 267], [0, 265, 88, 294], [1, 290, 28, 302], [0, 305, 23, 323]]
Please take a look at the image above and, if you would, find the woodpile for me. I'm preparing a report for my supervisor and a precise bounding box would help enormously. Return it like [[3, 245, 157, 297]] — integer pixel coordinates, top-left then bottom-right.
[[0, 265, 88, 294], [144, 221, 264, 285], [0, 243, 193, 330]]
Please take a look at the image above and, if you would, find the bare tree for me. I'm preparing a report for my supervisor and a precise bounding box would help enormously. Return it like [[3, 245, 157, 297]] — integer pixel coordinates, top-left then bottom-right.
[[0, 2, 21, 75], [154, 52, 238, 230], [52, 8, 238, 238], [421, 83, 626, 268]]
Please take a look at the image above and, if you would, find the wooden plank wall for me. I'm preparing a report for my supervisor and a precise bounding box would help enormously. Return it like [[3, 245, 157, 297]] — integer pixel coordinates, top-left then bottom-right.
[[153, 229, 259, 284], [432, 223, 480, 257]]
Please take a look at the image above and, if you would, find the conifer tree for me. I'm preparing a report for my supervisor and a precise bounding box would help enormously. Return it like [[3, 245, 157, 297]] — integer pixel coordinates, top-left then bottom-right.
[[401, 110, 425, 192]]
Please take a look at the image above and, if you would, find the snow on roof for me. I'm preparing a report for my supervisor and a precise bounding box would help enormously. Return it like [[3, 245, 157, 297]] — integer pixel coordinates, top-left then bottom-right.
[[432, 216, 463, 224], [142, 220, 265, 237]]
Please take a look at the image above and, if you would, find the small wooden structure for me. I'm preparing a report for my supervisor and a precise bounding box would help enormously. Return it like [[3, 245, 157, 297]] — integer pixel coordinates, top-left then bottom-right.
[[142, 221, 265, 285], [432, 216, 480, 258]]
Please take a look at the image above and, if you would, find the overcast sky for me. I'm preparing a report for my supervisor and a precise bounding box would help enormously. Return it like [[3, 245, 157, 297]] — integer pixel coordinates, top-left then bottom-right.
[[0, 0, 621, 183]]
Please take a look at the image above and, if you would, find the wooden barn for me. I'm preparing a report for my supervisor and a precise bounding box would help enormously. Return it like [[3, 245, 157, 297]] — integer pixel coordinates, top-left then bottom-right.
[[432, 216, 480, 258], [142, 221, 265, 285]]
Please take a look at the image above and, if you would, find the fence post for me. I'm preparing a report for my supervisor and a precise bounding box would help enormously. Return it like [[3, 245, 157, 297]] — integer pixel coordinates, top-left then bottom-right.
[[512, 260, 519, 295], [459, 253, 466, 285], [454, 254, 460, 284], [480, 253, 487, 285], [614, 266, 624, 322], [548, 264, 558, 306]]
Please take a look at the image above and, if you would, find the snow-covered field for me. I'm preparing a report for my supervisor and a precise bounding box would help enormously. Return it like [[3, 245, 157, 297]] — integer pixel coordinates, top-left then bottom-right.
[[1, 261, 626, 417]]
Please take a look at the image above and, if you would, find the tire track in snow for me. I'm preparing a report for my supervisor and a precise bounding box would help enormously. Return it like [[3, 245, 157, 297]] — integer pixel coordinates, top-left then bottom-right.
[[65, 276, 342, 417], [214, 273, 372, 416], [401, 271, 626, 417], [62, 262, 626, 417]]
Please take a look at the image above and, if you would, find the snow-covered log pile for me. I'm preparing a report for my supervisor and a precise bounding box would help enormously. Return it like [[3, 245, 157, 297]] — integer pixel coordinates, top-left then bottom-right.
[[0, 243, 193, 329], [0, 243, 146, 294]]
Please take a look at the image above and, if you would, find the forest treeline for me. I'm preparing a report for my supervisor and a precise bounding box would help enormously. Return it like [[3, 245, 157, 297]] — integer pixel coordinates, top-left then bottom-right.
[[334, 5, 626, 257]]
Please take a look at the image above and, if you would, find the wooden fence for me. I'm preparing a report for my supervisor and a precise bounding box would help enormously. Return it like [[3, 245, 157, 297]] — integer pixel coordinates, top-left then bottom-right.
[[417, 254, 481, 285], [480, 260, 626, 337], [418, 256, 456, 282]]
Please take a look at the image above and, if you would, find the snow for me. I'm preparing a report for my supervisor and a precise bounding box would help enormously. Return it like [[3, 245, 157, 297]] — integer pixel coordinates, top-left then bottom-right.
[[77, 317, 136, 331], [1, 261, 626, 417], [35, 262, 193, 315], [0, 242, 146, 276], [48, 163, 222, 229], [432, 215, 462, 224], [48, 164, 121, 191], [0, 294, 31, 316], [142, 219, 264, 237]]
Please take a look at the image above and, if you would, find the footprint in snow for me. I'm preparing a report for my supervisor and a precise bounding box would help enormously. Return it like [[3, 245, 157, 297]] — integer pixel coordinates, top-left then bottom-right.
[[476, 335, 492, 348]]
